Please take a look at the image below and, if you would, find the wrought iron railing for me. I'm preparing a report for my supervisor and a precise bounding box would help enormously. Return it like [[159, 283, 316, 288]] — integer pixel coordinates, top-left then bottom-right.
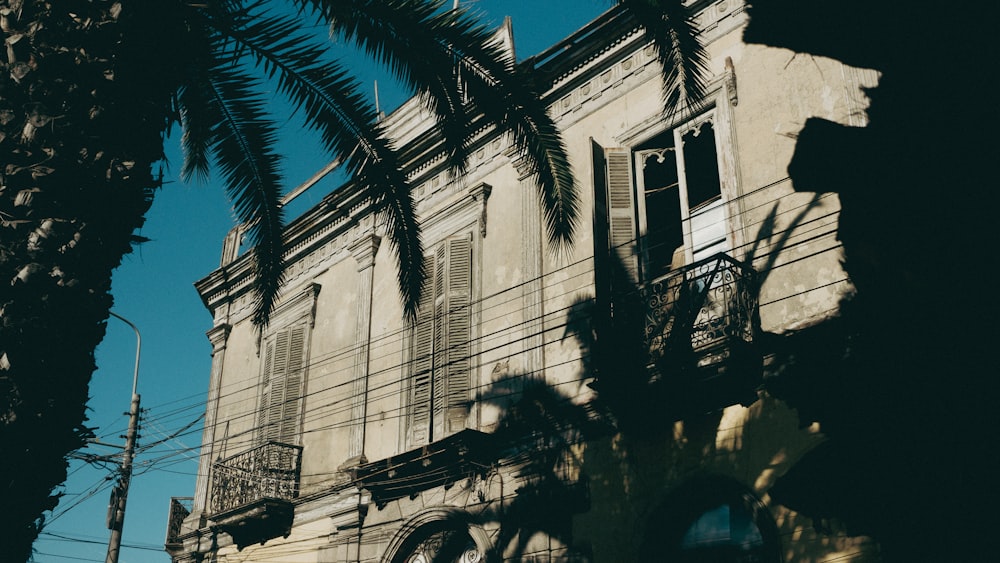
[[165, 496, 192, 548], [639, 253, 758, 370], [210, 441, 303, 515]]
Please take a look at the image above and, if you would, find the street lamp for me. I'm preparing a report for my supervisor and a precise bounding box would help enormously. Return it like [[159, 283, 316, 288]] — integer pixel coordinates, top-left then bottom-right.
[[105, 311, 141, 563]]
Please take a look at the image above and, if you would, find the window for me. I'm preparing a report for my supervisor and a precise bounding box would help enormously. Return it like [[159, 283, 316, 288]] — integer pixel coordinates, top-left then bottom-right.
[[640, 477, 782, 563], [407, 235, 473, 445], [593, 115, 729, 285], [403, 529, 480, 563], [257, 323, 308, 444]]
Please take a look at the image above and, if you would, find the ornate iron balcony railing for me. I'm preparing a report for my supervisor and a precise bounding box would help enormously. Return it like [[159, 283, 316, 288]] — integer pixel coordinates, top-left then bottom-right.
[[640, 253, 758, 370], [210, 441, 303, 515], [164, 496, 192, 549]]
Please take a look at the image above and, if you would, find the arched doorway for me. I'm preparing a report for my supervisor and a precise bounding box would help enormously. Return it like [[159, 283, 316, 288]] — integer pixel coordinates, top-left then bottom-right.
[[640, 475, 782, 562], [384, 508, 492, 563], [401, 527, 481, 563]]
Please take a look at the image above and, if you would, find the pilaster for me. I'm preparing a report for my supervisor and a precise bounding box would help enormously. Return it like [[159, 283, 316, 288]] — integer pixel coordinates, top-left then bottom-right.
[[188, 323, 231, 527], [347, 234, 381, 459], [518, 164, 545, 381]]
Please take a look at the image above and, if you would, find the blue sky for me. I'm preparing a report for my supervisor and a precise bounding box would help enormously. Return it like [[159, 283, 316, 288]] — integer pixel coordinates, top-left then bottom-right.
[[30, 2, 609, 561]]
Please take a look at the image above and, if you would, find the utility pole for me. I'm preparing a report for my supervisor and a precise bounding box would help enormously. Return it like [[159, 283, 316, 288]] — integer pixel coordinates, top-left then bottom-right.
[[105, 311, 141, 563]]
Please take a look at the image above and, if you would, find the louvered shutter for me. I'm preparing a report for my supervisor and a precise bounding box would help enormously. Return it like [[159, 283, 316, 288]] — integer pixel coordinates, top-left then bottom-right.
[[408, 256, 436, 444], [431, 243, 449, 441], [257, 340, 275, 443], [265, 330, 290, 443], [278, 325, 306, 443], [605, 147, 639, 284], [443, 236, 471, 434], [259, 326, 307, 445], [409, 236, 472, 444]]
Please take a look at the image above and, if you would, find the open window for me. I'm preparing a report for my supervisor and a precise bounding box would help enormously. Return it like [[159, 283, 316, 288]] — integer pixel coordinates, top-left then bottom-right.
[[593, 114, 729, 286]]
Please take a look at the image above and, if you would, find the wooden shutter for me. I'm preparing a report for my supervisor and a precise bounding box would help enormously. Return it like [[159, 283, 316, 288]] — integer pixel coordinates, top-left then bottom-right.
[[443, 236, 471, 434], [605, 147, 639, 284], [409, 236, 472, 444], [278, 325, 306, 443], [257, 340, 275, 443], [592, 140, 613, 341], [259, 325, 307, 444], [431, 243, 448, 441], [408, 256, 436, 444]]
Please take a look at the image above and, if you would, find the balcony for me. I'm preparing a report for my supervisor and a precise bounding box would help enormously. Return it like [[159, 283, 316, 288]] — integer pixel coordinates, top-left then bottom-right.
[[611, 253, 761, 414], [642, 253, 758, 369], [209, 441, 303, 549], [352, 429, 496, 509], [164, 496, 192, 554]]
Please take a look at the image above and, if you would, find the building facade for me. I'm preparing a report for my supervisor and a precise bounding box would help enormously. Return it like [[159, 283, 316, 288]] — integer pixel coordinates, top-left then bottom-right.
[[167, 3, 882, 561]]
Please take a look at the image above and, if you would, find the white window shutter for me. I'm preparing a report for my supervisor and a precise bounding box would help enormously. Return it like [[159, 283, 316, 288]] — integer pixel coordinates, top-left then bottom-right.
[[431, 244, 449, 441], [606, 147, 639, 284]]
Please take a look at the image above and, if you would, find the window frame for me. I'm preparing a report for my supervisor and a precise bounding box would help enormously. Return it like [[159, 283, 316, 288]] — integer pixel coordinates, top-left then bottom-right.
[[601, 108, 735, 286], [257, 322, 309, 445], [253, 283, 319, 446], [636, 111, 729, 271]]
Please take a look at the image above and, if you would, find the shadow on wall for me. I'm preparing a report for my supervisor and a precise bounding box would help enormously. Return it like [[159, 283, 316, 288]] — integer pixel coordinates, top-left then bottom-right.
[[383, 0, 1000, 553], [742, 1, 997, 560], [433, 211, 862, 562]]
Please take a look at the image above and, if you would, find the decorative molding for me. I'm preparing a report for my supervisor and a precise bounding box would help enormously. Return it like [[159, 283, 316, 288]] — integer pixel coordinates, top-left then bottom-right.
[[725, 56, 738, 107], [256, 283, 322, 354], [693, 0, 747, 44], [520, 174, 544, 382], [220, 226, 243, 268], [380, 508, 494, 563], [206, 323, 231, 355], [508, 153, 533, 182], [468, 183, 492, 238], [349, 234, 382, 271], [327, 489, 370, 532], [545, 1, 746, 131], [348, 251, 377, 458]]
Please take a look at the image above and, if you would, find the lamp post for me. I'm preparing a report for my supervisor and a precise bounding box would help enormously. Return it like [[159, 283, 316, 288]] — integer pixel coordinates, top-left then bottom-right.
[[105, 311, 141, 563]]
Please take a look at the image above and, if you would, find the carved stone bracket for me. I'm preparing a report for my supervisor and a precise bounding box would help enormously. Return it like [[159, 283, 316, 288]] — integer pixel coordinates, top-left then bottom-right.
[[348, 233, 382, 271], [468, 183, 492, 238], [327, 489, 371, 533], [206, 323, 232, 356], [725, 56, 738, 107]]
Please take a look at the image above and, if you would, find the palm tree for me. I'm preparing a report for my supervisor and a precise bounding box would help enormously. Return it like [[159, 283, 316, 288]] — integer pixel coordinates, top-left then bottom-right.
[[0, 0, 580, 558], [617, 0, 709, 119]]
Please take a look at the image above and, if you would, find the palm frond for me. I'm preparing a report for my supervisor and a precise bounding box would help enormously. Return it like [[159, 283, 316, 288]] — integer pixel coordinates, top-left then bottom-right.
[[200, 48, 286, 328], [175, 16, 216, 184], [303, 0, 579, 250], [297, 0, 473, 171], [619, 0, 709, 119], [211, 9, 424, 319], [432, 12, 579, 248]]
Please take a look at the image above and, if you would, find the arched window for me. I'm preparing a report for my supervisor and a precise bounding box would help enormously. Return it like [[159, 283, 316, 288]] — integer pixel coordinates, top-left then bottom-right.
[[403, 528, 481, 563], [640, 476, 782, 562], [384, 509, 490, 563]]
